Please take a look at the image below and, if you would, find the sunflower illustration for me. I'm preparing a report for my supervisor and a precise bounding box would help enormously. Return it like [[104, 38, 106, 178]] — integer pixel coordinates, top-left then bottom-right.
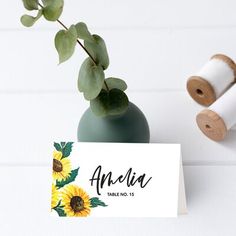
[[61, 185, 91, 217], [51, 183, 59, 209], [52, 150, 71, 181]]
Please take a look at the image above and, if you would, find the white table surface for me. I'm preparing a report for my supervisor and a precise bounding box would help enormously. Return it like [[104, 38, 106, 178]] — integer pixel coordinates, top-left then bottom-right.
[[1, 165, 236, 236]]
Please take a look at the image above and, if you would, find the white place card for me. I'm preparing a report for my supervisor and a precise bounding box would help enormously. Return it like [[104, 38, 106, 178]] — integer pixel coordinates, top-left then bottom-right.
[[51, 142, 187, 217]]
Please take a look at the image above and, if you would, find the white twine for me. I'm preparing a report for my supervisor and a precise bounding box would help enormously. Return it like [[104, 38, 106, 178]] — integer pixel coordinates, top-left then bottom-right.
[[197, 58, 235, 98], [209, 84, 236, 130]]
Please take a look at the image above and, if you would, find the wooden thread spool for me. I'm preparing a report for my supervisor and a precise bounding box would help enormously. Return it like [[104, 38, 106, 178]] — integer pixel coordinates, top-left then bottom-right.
[[187, 54, 236, 106], [196, 84, 236, 141]]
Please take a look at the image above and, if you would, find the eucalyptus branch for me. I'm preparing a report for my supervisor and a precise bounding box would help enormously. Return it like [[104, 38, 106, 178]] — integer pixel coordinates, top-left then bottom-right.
[[38, 2, 109, 91], [38, 2, 96, 64], [21, 0, 130, 116]]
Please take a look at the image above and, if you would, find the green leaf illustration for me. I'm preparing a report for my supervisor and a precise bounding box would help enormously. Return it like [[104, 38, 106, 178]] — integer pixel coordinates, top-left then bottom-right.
[[42, 0, 64, 21], [84, 34, 109, 70], [54, 207, 66, 216], [55, 25, 77, 64], [53, 200, 66, 216], [54, 142, 73, 158], [78, 58, 105, 100], [90, 197, 107, 208], [90, 88, 129, 117], [75, 22, 94, 42], [62, 142, 73, 158], [60, 142, 66, 148], [20, 10, 43, 27], [56, 168, 79, 189], [54, 142, 62, 152], [22, 0, 39, 10], [103, 77, 127, 91]]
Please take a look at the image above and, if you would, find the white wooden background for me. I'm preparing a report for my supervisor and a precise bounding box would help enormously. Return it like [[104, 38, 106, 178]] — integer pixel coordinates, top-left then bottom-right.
[[1, 1, 236, 235]]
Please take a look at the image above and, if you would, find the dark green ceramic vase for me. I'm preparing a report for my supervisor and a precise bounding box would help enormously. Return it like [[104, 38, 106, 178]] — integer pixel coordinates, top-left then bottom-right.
[[77, 102, 150, 143]]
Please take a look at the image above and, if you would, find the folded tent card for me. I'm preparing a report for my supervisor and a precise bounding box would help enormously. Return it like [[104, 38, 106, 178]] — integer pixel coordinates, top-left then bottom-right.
[[51, 142, 187, 217]]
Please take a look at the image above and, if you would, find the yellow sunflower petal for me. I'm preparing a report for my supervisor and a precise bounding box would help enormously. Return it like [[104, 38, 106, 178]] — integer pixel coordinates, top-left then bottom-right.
[[51, 184, 59, 209], [61, 185, 91, 217], [53, 150, 63, 160], [52, 154, 71, 181]]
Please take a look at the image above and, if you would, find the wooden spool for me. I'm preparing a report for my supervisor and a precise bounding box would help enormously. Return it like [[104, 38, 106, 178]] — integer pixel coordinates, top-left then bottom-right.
[[196, 109, 227, 141], [187, 54, 236, 106], [187, 76, 216, 106]]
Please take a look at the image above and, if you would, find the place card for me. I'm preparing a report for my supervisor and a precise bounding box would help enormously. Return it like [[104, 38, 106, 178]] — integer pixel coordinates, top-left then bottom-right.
[[50, 142, 187, 217]]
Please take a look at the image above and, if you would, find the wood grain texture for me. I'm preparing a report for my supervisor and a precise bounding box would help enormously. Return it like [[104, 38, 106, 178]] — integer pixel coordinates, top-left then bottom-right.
[[2, 28, 236, 91], [187, 76, 216, 106], [1, 166, 236, 235], [0, 91, 235, 165], [196, 109, 228, 141]]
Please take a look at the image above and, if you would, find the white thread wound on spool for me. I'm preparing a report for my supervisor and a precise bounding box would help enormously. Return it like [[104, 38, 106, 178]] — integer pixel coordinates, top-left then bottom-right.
[[197, 58, 235, 98], [209, 84, 236, 130]]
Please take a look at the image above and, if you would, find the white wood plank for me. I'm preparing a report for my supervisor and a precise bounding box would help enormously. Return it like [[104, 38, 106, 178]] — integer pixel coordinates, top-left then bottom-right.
[[0, 29, 181, 91], [0, 166, 236, 236], [4, 0, 236, 29], [0, 91, 235, 164], [2, 29, 236, 91]]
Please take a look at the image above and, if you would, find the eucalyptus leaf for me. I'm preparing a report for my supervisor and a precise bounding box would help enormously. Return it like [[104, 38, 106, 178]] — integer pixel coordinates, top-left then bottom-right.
[[20, 10, 42, 27], [78, 58, 105, 100], [75, 22, 94, 42], [103, 77, 127, 91], [84, 35, 109, 70], [22, 0, 38, 10], [54, 25, 77, 64], [42, 0, 64, 21], [90, 89, 129, 117]]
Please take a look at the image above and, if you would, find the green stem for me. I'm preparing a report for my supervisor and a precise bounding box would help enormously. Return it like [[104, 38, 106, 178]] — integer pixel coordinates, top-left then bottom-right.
[[38, 2, 109, 91], [56, 19, 98, 65], [104, 80, 109, 91], [38, 2, 96, 64]]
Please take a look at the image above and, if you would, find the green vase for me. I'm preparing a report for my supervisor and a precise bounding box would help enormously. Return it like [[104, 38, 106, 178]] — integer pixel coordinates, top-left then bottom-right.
[[77, 102, 150, 143]]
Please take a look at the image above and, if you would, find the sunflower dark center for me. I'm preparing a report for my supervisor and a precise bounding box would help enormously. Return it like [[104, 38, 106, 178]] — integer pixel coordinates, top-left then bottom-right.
[[53, 159, 63, 172], [70, 196, 84, 212]]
